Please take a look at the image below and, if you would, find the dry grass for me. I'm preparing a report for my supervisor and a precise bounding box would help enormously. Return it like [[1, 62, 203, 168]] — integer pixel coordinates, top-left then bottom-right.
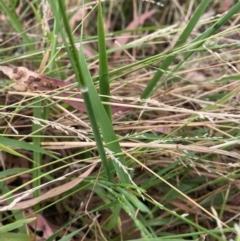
[[0, 0, 240, 240]]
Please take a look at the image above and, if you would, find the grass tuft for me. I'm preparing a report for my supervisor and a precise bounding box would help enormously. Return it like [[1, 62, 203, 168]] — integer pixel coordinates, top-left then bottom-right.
[[0, 0, 240, 240]]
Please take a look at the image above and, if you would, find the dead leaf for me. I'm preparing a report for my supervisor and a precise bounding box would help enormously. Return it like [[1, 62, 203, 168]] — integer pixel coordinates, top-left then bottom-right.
[[25, 208, 53, 239], [113, 9, 156, 60], [70, 7, 87, 30], [0, 65, 131, 114], [185, 71, 206, 83], [0, 163, 96, 210], [0, 66, 39, 91], [218, 0, 234, 13]]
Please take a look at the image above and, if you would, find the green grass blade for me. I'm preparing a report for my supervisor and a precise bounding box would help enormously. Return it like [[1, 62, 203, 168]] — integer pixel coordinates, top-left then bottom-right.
[[153, 0, 240, 96], [0, 0, 34, 51], [0, 182, 26, 233], [32, 100, 42, 210], [0, 218, 36, 233], [0, 137, 57, 159], [0, 168, 28, 178], [51, 0, 112, 181], [57, 227, 85, 241], [0, 143, 31, 161], [141, 0, 211, 99], [142, 0, 240, 98], [0, 232, 31, 241], [56, 1, 130, 183], [176, 1, 240, 68], [98, 1, 111, 119], [78, 49, 131, 183]]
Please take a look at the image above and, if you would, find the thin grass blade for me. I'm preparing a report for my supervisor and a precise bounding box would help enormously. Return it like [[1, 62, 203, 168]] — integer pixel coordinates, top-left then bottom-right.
[[55, 2, 129, 182], [56, 1, 130, 183], [141, 0, 211, 98], [98, 1, 112, 119], [0, 0, 34, 51], [143, 1, 240, 98]]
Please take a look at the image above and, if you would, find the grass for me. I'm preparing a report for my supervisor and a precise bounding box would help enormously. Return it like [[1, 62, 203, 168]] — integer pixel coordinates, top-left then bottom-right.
[[0, 0, 240, 240]]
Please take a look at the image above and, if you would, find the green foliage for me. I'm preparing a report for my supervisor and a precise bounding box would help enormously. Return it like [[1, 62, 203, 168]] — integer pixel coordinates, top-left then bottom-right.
[[0, 0, 239, 240]]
